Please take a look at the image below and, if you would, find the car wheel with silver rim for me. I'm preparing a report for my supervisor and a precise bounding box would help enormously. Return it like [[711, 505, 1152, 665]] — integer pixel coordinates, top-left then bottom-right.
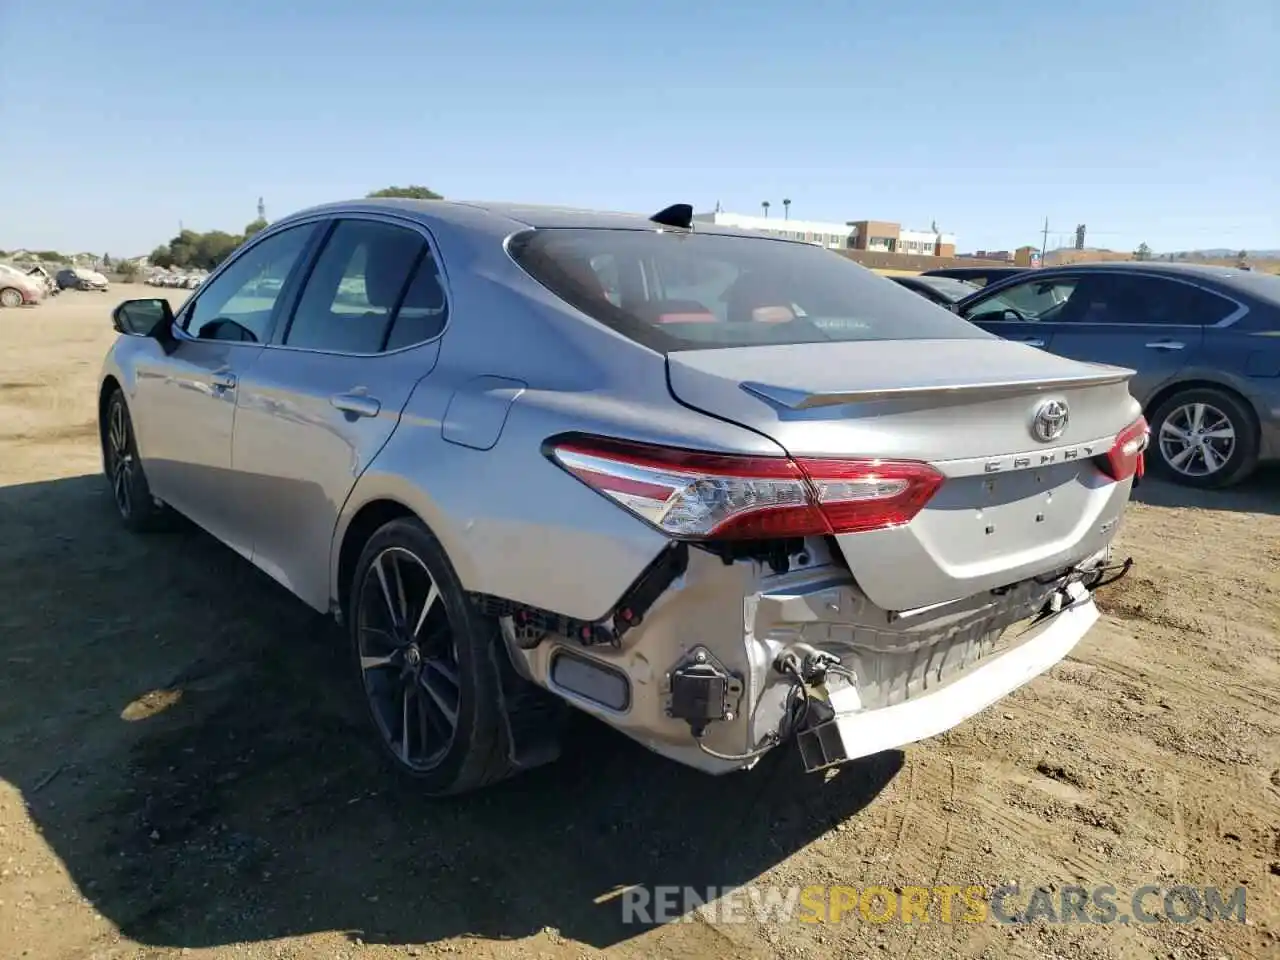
[[101, 389, 169, 531], [1148, 387, 1259, 489], [0, 287, 24, 308], [347, 517, 544, 795]]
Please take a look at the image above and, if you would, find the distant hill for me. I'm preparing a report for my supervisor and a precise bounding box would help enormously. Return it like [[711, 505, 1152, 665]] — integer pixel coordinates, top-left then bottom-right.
[[1171, 248, 1280, 259], [1048, 246, 1280, 259]]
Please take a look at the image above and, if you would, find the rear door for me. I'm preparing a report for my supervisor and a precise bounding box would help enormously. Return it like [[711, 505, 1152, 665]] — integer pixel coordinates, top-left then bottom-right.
[[1042, 272, 1234, 404], [229, 216, 450, 611]]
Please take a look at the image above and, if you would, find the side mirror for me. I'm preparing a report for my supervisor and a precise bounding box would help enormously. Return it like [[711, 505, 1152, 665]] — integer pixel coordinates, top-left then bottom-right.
[[113, 298, 175, 339]]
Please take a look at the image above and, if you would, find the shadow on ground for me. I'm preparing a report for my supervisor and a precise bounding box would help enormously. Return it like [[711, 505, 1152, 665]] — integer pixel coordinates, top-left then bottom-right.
[[1133, 465, 1280, 516], [0, 473, 900, 951]]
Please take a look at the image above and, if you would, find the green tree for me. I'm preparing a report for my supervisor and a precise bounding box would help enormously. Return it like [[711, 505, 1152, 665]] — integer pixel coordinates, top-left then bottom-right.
[[117, 260, 141, 281], [166, 230, 201, 268], [192, 230, 242, 270], [149, 245, 175, 269], [1134, 242, 1152, 261], [366, 185, 442, 200], [244, 217, 269, 238]]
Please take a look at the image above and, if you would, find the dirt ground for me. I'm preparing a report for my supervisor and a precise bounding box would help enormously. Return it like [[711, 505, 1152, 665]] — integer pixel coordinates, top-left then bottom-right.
[[1, 287, 1277, 960]]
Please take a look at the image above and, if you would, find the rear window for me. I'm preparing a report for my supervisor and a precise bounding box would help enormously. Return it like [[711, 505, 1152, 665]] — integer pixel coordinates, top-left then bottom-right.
[[508, 228, 987, 352]]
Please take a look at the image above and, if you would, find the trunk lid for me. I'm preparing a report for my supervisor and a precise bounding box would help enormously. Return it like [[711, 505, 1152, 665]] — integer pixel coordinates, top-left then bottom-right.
[[666, 338, 1142, 611]]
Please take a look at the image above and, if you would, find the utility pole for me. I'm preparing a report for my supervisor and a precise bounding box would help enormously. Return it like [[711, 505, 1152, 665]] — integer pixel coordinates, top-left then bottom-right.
[[1040, 216, 1049, 258]]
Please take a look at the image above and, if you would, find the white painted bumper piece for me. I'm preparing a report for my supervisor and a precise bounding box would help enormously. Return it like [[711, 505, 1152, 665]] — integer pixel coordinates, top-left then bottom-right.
[[825, 589, 1099, 761]]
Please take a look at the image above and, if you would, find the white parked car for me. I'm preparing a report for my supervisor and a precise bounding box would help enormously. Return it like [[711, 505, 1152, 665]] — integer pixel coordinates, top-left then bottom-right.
[[0, 263, 47, 306]]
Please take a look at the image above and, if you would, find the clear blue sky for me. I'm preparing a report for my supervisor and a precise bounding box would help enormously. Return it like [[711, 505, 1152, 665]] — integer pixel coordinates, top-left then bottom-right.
[[1, 0, 1276, 256]]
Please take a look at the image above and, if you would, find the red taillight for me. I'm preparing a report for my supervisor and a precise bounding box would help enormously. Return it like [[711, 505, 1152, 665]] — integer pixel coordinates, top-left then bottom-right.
[[1100, 416, 1149, 482], [547, 436, 945, 540]]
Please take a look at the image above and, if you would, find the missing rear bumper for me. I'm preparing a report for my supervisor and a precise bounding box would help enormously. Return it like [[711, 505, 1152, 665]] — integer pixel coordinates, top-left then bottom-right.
[[795, 587, 1099, 773]]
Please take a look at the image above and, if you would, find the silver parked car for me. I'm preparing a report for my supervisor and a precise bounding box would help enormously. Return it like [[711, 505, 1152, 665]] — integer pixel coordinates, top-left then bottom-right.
[[57, 266, 110, 292], [99, 199, 1148, 795]]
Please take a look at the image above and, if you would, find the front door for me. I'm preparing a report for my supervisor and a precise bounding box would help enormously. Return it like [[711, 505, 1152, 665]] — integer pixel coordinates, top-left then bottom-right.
[[130, 222, 319, 555], [960, 273, 1080, 353], [230, 216, 451, 611]]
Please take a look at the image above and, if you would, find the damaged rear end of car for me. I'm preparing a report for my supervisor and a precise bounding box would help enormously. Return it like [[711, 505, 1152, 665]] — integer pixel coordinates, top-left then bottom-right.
[[490, 222, 1147, 777]]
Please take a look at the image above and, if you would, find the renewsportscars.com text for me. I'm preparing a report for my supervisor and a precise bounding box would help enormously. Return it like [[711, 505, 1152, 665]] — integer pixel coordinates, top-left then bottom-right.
[[619, 883, 1248, 926]]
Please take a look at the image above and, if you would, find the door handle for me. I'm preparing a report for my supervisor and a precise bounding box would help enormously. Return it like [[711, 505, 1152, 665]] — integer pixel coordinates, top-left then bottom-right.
[[1145, 340, 1185, 350], [211, 372, 237, 390], [331, 393, 382, 418], [1012, 337, 1046, 347]]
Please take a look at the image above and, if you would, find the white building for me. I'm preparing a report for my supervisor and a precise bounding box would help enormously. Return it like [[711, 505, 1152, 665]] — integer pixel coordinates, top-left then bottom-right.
[[691, 210, 857, 250], [898, 228, 956, 256], [692, 210, 956, 257]]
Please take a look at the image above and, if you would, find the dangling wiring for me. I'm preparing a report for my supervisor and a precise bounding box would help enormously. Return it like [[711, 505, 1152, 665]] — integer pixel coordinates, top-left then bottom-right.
[[692, 654, 812, 763]]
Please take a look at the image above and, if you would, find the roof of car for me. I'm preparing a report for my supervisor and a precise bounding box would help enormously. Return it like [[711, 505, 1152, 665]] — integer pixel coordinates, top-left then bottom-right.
[[281, 197, 785, 239], [1024, 260, 1277, 297], [951, 259, 1280, 308], [922, 266, 1026, 275]]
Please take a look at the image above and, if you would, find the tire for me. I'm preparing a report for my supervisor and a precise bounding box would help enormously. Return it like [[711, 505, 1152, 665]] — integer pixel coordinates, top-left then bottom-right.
[[0, 287, 23, 308], [102, 389, 170, 531], [347, 517, 532, 796], [1147, 387, 1259, 489]]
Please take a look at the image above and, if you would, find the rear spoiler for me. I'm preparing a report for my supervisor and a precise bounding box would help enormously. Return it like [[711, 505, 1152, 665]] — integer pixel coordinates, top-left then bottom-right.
[[741, 365, 1134, 410]]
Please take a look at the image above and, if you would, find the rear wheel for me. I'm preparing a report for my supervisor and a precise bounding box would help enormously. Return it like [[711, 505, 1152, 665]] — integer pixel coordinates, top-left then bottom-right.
[[102, 389, 168, 531], [0, 287, 23, 308], [348, 518, 530, 795], [1148, 387, 1259, 489]]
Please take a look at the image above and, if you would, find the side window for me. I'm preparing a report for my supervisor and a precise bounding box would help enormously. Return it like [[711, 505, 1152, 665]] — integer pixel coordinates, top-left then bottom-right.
[[1050, 275, 1238, 326], [1122, 277, 1237, 325], [1170, 282, 1239, 325], [284, 220, 425, 354], [383, 250, 449, 351], [964, 278, 1077, 323], [184, 224, 316, 342]]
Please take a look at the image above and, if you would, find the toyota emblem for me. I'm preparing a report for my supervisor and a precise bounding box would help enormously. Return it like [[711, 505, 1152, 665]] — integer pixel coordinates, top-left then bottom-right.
[[1032, 399, 1069, 442]]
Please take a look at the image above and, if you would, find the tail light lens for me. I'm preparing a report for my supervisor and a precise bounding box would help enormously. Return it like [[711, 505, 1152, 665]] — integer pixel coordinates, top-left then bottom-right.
[[1100, 416, 1149, 482], [547, 436, 945, 540]]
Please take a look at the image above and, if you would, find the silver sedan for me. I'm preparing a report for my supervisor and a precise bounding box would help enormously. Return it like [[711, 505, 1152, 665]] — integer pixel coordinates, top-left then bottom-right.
[[98, 199, 1147, 795]]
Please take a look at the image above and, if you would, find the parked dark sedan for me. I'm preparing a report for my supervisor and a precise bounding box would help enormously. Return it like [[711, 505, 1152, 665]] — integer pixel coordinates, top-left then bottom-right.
[[56, 267, 110, 292], [920, 265, 1031, 287], [890, 274, 981, 308], [955, 262, 1280, 488]]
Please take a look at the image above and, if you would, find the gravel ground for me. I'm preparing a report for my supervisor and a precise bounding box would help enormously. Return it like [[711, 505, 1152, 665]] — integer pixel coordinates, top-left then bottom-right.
[[1, 288, 1277, 960]]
